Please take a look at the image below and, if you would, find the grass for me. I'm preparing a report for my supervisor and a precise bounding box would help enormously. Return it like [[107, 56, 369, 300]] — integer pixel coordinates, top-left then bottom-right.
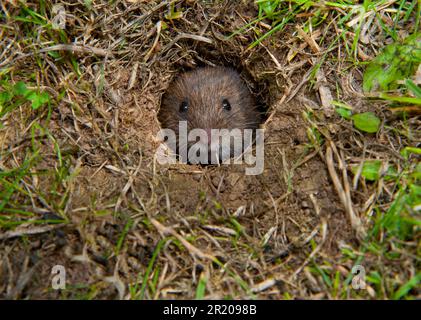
[[303, 102, 420, 298], [130, 238, 165, 300], [0, 0, 420, 299], [298, 0, 420, 292], [247, 0, 420, 61]]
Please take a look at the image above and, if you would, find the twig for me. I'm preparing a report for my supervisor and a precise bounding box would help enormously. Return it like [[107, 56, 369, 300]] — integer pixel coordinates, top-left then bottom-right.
[[150, 218, 216, 262], [326, 142, 366, 239], [0, 223, 66, 240]]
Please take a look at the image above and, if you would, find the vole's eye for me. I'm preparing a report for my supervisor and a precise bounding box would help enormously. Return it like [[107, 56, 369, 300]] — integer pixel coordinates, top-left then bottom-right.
[[222, 99, 231, 111], [179, 100, 188, 113]]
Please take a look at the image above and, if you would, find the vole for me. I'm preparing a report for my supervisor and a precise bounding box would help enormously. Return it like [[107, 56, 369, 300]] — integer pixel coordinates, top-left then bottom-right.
[[158, 66, 260, 164]]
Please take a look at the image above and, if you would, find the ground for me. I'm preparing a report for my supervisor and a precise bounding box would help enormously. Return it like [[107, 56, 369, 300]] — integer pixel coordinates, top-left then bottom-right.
[[0, 1, 420, 299]]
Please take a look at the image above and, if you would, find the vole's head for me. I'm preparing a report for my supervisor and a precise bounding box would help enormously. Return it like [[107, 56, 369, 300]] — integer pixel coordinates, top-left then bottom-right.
[[159, 67, 259, 134], [158, 67, 260, 163]]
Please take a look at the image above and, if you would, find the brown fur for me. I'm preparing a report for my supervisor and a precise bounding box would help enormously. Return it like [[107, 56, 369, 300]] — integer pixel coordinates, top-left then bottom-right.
[[158, 67, 260, 134]]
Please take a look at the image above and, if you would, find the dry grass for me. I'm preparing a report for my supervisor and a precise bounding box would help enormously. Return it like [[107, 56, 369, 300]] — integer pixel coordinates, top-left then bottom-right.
[[0, 0, 419, 299]]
